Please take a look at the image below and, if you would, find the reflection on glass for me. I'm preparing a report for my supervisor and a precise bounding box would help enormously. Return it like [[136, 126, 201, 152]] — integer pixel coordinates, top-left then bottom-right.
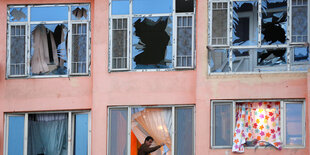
[[286, 103, 303, 146], [232, 49, 252, 72], [132, 16, 172, 69], [233, 1, 258, 46], [177, 16, 193, 67], [294, 47, 309, 62], [30, 24, 68, 75], [31, 6, 68, 21], [9, 7, 27, 22], [209, 49, 230, 72], [257, 48, 286, 66], [10, 25, 26, 75], [175, 107, 193, 155], [72, 5, 89, 20], [112, 0, 130, 15], [109, 109, 128, 155], [292, 0, 308, 42], [132, 0, 172, 14], [212, 2, 228, 45], [261, 0, 287, 45], [131, 108, 172, 155], [8, 116, 25, 155], [214, 104, 232, 146]]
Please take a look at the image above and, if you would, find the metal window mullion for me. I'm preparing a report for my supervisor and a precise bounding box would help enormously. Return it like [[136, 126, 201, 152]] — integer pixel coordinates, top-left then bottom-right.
[[24, 113, 28, 155], [209, 2, 213, 45], [229, 49, 233, 72], [308, 0, 310, 43], [228, 1, 231, 46], [258, 0, 262, 47], [126, 18, 130, 70], [27, 6, 31, 77], [302, 101, 306, 147], [210, 101, 214, 147], [172, 13, 177, 68], [287, 47, 291, 71], [281, 101, 285, 145], [7, 24, 11, 78], [68, 6, 73, 75], [232, 101, 236, 145], [172, 106, 175, 155], [71, 113, 75, 155], [3, 115, 8, 155], [191, 14, 195, 68], [86, 22, 90, 74], [127, 107, 131, 155], [289, 0, 293, 44], [68, 112, 72, 155], [108, 17, 113, 71], [128, 0, 133, 71]]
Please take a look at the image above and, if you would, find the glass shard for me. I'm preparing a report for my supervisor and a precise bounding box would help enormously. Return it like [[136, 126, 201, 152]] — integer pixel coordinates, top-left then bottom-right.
[[72, 5, 90, 20], [9, 7, 27, 22], [209, 49, 230, 72], [232, 49, 252, 72], [257, 48, 286, 66]]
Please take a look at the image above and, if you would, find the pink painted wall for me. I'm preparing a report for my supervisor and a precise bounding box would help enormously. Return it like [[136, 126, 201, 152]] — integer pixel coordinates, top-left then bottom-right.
[[0, 0, 309, 155]]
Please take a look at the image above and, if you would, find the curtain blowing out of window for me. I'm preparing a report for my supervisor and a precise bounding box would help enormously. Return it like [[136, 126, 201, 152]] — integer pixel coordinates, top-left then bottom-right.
[[232, 102, 282, 153]]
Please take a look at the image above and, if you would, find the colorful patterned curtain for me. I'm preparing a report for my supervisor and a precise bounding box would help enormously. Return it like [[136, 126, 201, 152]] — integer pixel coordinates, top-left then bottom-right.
[[232, 102, 282, 153]]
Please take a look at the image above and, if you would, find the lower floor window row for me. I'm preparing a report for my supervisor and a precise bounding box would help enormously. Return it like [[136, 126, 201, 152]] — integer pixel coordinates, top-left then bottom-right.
[[211, 100, 305, 153], [5, 111, 90, 155], [108, 106, 194, 155]]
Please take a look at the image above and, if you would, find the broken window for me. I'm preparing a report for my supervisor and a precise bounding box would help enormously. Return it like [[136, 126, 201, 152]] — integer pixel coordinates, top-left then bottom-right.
[[209, 0, 309, 74], [7, 4, 91, 78], [177, 16, 193, 67], [111, 0, 130, 15], [292, 0, 308, 42], [132, 17, 172, 69], [291, 47, 310, 71], [9, 7, 27, 22], [212, 2, 228, 45], [232, 49, 252, 72], [110, 0, 195, 71], [209, 49, 230, 72], [233, 1, 258, 46], [261, 0, 287, 45], [176, 0, 194, 13], [112, 18, 128, 69]]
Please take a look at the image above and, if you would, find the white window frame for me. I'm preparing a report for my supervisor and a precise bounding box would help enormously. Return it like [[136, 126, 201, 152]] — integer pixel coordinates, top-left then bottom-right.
[[108, 0, 196, 72], [211, 99, 306, 149], [6, 4, 91, 79], [208, 0, 310, 74], [3, 111, 91, 155], [107, 105, 195, 155]]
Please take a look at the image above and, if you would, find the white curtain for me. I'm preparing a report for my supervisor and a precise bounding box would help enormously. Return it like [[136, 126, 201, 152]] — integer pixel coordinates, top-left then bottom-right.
[[28, 113, 68, 155], [132, 108, 172, 155]]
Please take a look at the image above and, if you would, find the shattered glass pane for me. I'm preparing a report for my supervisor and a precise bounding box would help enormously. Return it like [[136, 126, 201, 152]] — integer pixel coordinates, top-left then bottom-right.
[[132, 16, 172, 69], [72, 24, 87, 73], [9, 7, 27, 22], [30, 24, 68, 75], [10, 25, 26, 75], [112, 0, 130, 15], [132, 0, 172, 14], [292, 0, 308, 42], [31, 6, 68, 21], [72, 5, 90, 20], [232, 49, 252, 72], [176, 0, 194, 13], [233, 1, 258, 46], [261, 0, 287, 45], [212, 2, 227, 45], [177, 16, 193, 67], [112, 18, 128, 69], [209, 49, 230, 72], [257, 48, 286, 66], [294, 47, 309, 62]]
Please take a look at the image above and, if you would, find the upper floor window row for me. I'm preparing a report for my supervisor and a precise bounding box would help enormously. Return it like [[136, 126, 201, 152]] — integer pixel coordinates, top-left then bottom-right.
[[208, 0, 310, 73], [109, 0, 195, 71], [7, 4, 91, 78]]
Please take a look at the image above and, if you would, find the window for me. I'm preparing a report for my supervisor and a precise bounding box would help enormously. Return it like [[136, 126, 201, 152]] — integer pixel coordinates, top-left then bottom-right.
[[208, 0, 310, 73], [7, 4, 91, 78], [109, 0, 195, 71], [4, 111, 91, 155], [211, 100, 305, 151], [108, 106, 194, 155]]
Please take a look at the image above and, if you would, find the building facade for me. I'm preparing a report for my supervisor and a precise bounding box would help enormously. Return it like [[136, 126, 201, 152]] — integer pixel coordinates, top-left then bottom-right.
[[0, 0, 309, 155]]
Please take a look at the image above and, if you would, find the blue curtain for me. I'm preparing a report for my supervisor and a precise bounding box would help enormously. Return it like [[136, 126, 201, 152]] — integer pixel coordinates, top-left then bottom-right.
[[28, 113, 68, 155]]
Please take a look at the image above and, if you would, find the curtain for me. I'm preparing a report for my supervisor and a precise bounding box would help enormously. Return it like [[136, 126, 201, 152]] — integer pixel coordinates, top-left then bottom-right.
[[132, 108, 172, 155], [232, 102, 282, 153], [28, 113, 68, 155]]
